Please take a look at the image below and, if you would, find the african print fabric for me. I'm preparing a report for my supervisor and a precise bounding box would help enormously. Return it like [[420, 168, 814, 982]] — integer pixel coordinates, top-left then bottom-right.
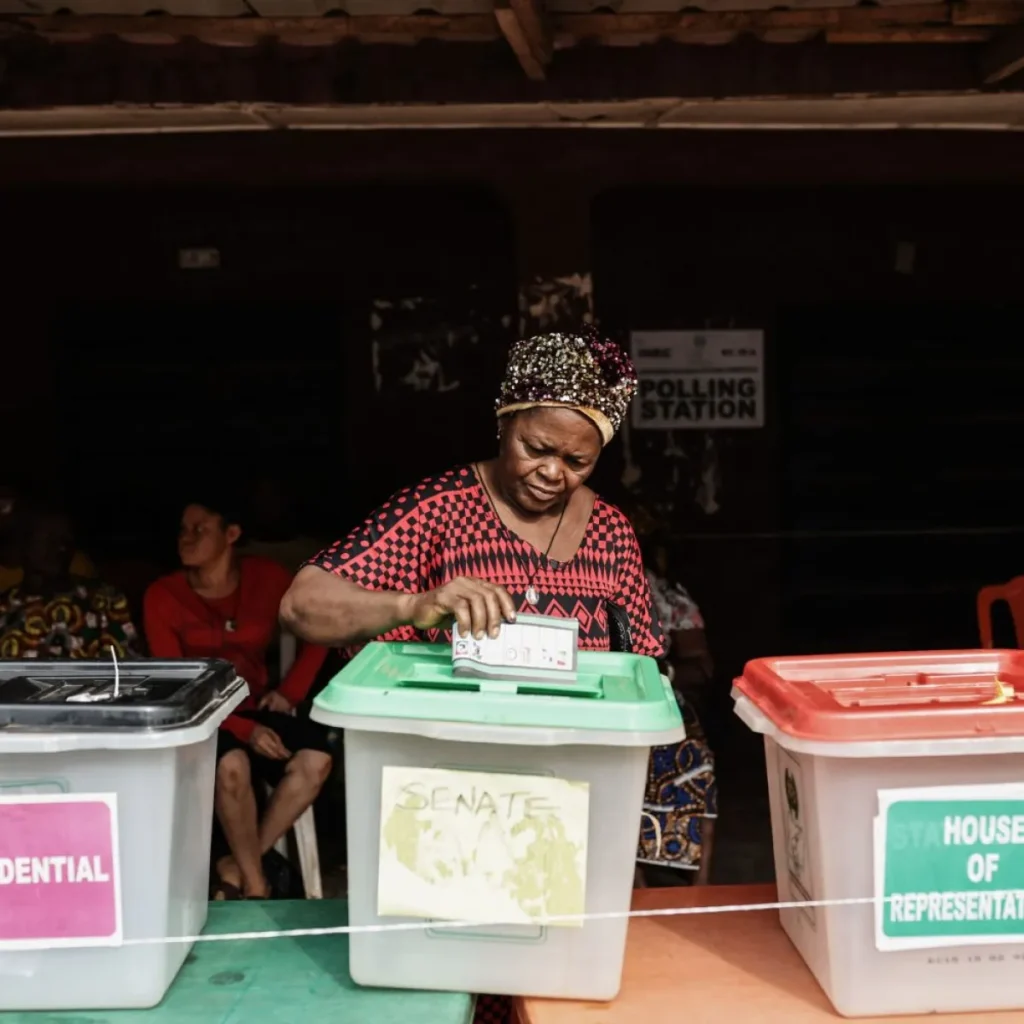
[[0, 578, 141, 659], [473, 994, 511, 1024], [309, 465, 665, 657], [637, 718, 717, 872], [638, 572, 716, 871]]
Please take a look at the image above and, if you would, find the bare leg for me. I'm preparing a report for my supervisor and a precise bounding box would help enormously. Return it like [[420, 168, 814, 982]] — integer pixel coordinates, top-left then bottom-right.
[[695, 817, 716, 886], [215, 750, 270, 899], [258, 749, 333, 854]]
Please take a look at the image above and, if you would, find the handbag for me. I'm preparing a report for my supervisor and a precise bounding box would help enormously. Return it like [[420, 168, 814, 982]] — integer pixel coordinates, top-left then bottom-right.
[[606, 602, 633, 654]]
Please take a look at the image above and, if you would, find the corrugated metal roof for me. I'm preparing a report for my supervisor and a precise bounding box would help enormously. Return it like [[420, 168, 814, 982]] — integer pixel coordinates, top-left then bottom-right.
[[1, 1, 1019, 100], [2, 0, 1016, 55]]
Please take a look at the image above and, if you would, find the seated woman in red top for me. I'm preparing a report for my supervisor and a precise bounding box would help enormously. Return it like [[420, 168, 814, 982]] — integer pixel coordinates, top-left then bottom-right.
[[144, 497, 331, 900]]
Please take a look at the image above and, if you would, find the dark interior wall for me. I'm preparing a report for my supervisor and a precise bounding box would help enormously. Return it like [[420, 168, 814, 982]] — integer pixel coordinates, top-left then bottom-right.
[[9, 185, 516, 562], [3, 129, 1024, 665], [592, 184, 1024, 678], [779, 303, 1024, 657]]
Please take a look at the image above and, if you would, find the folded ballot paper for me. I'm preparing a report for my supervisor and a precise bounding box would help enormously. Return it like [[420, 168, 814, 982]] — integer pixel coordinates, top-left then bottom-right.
[[452, 614, 579, 683]]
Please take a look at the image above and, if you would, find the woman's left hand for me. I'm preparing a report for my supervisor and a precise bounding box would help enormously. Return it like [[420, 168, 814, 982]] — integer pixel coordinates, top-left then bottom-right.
[[259, 691, 293, 713]]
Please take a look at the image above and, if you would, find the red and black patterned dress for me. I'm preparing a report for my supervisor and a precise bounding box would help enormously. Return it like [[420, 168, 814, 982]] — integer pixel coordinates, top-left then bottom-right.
[[311, 465, 666, 658], [309, 465, 666, 1024]]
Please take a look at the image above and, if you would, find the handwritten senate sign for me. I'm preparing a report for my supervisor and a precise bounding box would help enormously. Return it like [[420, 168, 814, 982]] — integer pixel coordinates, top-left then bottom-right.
[[0, 793, 122, 950], [377, 766, 590, 927]]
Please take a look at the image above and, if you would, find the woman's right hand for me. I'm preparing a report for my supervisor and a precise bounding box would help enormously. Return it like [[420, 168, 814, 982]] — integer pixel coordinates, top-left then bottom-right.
[[249, 724, 292, 761], [405, 578, 517, 639]]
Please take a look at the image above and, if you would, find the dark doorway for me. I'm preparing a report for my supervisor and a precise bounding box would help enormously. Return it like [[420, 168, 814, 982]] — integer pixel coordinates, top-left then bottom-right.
[[779, 301, 1024, 656], [52, 300, 345, 567], [45, 184, 518, 567]]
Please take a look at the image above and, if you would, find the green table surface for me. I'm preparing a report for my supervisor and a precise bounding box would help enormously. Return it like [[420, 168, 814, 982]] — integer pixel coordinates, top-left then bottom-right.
[[4, 901, 476, 1024]]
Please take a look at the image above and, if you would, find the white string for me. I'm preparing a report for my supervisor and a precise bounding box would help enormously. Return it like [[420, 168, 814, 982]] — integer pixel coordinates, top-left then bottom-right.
[[109, 645, 120, 699], [114, 893, 886, 949]]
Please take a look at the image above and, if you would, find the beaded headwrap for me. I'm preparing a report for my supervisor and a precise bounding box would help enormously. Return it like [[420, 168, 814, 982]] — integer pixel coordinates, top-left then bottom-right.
[[495, 329, 638, 446]]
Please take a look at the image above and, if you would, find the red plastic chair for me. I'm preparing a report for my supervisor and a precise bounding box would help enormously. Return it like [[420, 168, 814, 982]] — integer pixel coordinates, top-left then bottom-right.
[[977, 576, 1024, 648]]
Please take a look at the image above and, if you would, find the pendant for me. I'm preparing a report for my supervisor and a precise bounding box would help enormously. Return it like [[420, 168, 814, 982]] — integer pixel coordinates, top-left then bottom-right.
[[525, 586, 539, 607], [225, 619, 237, 633]]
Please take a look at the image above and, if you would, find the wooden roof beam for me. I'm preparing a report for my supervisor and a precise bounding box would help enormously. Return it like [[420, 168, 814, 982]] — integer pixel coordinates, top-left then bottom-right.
[[495, 0, 552, 81], [828, 27, 990, 43], [981, 23, 1024, 82], [2, 3, 1022, 47], [0, 15, 501, 45]]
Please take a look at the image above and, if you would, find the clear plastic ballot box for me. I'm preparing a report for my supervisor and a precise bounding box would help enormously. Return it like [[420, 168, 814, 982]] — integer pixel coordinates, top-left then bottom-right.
[[0, 659, 246, 1011], [734, 649, 1024, 1017], [313, 641, 684, 1002]]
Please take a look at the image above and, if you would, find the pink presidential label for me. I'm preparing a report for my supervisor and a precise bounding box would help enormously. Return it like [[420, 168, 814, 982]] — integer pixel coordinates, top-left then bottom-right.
[[0, 794, 122, 949]]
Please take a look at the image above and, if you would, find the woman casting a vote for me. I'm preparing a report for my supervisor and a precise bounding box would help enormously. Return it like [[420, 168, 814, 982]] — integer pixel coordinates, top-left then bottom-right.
[[282, 328, 663, 661], [282, 329, 716, 1021], [283, 326, 715, 849]]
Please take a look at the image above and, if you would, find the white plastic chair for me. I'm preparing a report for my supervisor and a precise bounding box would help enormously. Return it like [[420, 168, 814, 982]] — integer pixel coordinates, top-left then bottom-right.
[[269, 631, 323, 899]]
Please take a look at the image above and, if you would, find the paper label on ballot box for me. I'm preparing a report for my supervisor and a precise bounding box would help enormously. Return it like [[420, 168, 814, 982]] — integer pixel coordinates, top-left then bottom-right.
[[378, 766, 589, 927], [875, 784, 1024, 952], [0, 793, 122, 950]]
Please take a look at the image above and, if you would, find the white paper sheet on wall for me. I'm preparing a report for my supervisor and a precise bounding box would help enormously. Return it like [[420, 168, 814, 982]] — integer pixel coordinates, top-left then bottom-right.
[[377, 766, 590, 927]]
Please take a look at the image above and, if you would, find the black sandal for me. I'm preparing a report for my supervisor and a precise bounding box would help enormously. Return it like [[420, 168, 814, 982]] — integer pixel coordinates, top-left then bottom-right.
[[211, 880, 245, 901], [262, 849, 299, 899]]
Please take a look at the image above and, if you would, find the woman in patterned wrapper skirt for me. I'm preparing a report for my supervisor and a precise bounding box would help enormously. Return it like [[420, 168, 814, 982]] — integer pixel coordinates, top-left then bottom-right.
[[282, 328, 687, 1024], [628, 502, 717, 887]]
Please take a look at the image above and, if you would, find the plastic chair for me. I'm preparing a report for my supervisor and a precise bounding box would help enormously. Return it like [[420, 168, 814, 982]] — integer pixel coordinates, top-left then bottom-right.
[[977, 576, 1024, 649], [269, 632, 323, 899]]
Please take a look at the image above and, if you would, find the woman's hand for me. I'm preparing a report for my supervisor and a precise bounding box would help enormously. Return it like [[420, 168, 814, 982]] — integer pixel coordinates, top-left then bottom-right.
[[249, 724, 292, 761], [259, 691, 293, 714], [405, 577, 517, 639]]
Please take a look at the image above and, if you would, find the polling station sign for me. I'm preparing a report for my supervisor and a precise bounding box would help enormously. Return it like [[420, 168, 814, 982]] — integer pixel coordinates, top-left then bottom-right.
[[631, 330, 764, 430], [0, 793, 122, 951]]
